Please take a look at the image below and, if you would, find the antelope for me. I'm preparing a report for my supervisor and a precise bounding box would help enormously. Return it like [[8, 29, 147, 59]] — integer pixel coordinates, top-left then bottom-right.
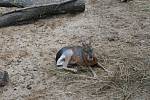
[[55, 42, 108, 78]]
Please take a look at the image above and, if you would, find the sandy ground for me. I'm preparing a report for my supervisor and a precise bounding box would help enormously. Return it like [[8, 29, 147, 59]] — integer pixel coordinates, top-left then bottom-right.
[[0, 0, 150, 100]]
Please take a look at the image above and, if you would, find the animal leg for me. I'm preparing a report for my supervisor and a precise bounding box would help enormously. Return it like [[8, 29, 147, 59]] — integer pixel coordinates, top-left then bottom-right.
[[63, 55, 77, 73], [97, 63, 112, 76], [97, 63, 109, 72], [88, 66, 97, 78]]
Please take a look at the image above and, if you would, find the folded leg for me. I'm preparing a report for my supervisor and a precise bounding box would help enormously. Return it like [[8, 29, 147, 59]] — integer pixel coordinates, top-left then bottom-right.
[[62, 55, 77, 73], [88, 66, 97, 78]]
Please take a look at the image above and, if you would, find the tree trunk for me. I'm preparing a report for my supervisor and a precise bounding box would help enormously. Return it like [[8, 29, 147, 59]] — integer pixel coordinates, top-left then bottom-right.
[[0, 0, 85, 28], [0, 0, 32, 7]]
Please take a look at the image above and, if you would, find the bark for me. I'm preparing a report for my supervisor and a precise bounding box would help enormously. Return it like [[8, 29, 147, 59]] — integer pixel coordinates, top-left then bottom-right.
[[0, 0, 32, 7], [0, 0, 85, 27]]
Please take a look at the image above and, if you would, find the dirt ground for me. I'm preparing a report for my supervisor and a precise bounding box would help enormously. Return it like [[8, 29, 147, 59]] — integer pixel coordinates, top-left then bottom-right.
[[0, 0, 150, 100]]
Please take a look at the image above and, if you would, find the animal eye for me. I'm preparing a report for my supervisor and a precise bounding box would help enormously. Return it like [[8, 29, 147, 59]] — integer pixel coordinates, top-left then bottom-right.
[[90, 48, 93, 52]]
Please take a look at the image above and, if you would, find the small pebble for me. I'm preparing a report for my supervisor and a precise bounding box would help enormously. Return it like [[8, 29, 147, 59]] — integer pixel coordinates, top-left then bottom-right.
[[26, 84, 32, 90]]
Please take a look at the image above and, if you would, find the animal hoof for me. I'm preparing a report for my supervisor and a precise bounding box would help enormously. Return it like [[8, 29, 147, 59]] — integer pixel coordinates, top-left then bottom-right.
[[0, 70, 9, 87], [107, 71, 113, 76]]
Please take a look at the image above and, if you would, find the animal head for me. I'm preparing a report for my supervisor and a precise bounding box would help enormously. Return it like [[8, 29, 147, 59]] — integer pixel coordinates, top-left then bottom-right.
[[82, 41, 94, 61]]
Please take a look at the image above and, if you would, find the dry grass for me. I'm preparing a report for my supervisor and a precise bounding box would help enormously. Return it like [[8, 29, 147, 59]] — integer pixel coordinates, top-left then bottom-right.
[[0, 0, 150, 100]]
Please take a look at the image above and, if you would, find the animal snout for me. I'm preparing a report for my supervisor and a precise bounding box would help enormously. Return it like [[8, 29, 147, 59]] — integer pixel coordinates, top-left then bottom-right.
[[90, 56, 93, 59]]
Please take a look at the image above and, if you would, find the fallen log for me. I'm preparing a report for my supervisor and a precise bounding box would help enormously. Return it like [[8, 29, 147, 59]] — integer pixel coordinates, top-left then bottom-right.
[[0, 0, 32, 7], [0, 0, 85, 27]]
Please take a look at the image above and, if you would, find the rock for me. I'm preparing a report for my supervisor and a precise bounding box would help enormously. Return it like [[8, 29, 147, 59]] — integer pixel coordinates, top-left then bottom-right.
[[26, 84, 32, 90], [0, 71, 9, 87]]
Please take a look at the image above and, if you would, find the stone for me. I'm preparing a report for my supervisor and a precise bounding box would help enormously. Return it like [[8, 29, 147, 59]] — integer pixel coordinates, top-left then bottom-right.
[[0, 71, 9, 87]]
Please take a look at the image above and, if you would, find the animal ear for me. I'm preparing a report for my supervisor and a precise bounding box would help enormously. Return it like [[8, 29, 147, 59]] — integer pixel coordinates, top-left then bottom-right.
[[81, 37, 92, 46], [87, 40, 92, 46], [82, 42, 86, 47], [85, 40, 92, 47], [81, 37, 87, 46]]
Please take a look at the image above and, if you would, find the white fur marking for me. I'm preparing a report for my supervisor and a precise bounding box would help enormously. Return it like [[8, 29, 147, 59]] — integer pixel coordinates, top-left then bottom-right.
[[56, 49, 73, 66], [57, 54, 65, 66]]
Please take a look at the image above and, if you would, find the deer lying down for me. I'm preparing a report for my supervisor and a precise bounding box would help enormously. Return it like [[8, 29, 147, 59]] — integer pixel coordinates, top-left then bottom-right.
[[55, 43, 109, 78]]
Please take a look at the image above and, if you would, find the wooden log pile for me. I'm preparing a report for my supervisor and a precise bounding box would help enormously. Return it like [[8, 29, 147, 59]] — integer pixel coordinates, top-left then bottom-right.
[[0, 0, 85, 27]]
